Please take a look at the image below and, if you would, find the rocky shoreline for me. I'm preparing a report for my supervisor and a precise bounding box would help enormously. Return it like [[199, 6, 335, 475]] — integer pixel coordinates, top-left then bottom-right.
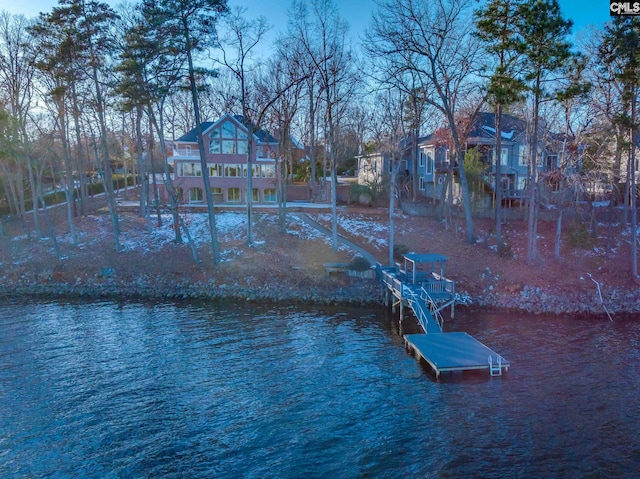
[[2, 272, 637, 318]]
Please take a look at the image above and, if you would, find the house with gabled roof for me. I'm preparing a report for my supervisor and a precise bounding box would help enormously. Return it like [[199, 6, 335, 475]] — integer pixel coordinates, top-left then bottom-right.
[[358, 112, 561, 206], [168, 113, 281, 205]]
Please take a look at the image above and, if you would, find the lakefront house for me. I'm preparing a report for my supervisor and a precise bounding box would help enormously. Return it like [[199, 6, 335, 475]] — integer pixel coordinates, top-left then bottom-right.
[[168, 113, 281, 205], [357, 112, 561, 205]]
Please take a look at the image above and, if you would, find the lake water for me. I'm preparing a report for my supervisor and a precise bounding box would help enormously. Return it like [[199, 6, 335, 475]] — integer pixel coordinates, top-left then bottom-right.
[[1, 298, 639, 478]]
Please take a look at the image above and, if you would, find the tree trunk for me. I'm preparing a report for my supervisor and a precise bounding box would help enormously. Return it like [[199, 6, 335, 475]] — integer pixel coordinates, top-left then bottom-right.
[[89, 54, 120, 251], [527, 80, 542, 264], [71, 82, 87, 216], [309, 82, 317, 186], [184, 26, 219, 263], [631, 87, 638, 278], [149, 106, 184, 245], [135, 107, 151, 233], [246, 130, 254, 246], [495, 103, 503, 247], [456, 148, 475, 244], [554, 208, 563, 259]]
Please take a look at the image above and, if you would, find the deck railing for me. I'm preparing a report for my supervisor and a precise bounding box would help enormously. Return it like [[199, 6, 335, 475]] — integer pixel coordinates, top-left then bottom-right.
[[381, 269, 403, 297], [422, 273, 455, 297]]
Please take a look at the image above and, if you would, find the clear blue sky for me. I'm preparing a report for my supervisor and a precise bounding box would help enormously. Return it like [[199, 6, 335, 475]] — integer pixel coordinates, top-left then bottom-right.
[[0, 0, 609, 43]]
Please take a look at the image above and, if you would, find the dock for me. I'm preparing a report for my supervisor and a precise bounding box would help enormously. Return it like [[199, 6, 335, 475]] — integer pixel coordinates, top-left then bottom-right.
[[382, 253, 509, 379]]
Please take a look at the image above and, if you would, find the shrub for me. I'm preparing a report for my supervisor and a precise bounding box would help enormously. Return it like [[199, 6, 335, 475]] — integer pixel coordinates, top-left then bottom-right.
[[568, 222, 593, 249], [393, 244, 409, 260], [348, 256, 371, 271], [497, 241, 513, 259]]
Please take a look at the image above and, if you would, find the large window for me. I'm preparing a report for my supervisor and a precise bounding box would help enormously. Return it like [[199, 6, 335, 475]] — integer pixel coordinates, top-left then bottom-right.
[[189, 187, 203, 203], [225, 164, 242, 177], [256, 146, 276, 159], [179, 162, 202, 177], [264, 188, 277, 202], [222, 140, 236, 154], [261, 165, 275, 178], [228, 187, 241, 202], [209, 163, 222, 177], [209, 120, 248, 156]]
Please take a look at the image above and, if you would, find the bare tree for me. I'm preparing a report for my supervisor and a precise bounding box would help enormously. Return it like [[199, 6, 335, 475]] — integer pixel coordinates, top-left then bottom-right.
[[264, 48, 305, 232], [369, 88, 407, 266], [367, 0, 484, 244], [216, 8, 270, 246], [0, 13, 42, 237], [289, 0, 358, 250]]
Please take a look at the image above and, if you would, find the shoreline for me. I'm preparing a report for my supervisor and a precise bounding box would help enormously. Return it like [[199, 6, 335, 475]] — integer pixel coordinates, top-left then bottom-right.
[[3, 275, 637, 317]]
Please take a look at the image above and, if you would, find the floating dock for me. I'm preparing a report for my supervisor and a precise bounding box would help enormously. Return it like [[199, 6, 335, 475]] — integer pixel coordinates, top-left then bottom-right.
[[405, 333, 509, 378], [382, 253, 509, 379]]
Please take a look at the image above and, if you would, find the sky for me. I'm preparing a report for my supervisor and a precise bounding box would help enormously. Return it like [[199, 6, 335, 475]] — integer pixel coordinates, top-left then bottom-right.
[[0, 0, 611, 45]]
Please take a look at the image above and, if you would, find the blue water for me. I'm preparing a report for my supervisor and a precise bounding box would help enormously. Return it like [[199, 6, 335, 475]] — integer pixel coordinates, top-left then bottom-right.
[[1, 299, 639, 478]]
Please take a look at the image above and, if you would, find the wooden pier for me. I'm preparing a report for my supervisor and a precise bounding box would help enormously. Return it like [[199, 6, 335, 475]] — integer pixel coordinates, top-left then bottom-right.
[[382, 253, 509, 379]]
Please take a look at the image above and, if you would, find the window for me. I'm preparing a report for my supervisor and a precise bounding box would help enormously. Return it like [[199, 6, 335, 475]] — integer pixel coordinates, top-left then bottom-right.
[[419, 177, 425, 191], [252, 188, 260, 201], [189, 187, 203, 203], [419, 151, 425, 168], [222, 140, 236, 154], [179, 162, 202, 177], [519, 146, 528, 166], [264, 188, 277, 202], [209, 163, 222, 177], [208, 120, 250, 156], [261, 165, 275, 178], [251, 164, 260, 177], [517, 176, 527, 191], [221, 121, 236, 138], [493, 148, 508, 166], [426, 153, 433, 174], [225, 164, 242, 177], [227, 187, 241, 202], [546, 154, 558, 171], [209, 140, 221, 154], [212, 187, 222, 195]]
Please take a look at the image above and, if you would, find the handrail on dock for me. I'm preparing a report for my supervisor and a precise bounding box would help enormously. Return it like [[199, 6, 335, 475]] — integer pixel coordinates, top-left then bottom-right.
[[403, 285, 441, 333]]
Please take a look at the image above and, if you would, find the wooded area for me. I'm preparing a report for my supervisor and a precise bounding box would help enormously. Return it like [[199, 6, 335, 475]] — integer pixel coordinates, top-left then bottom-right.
[[0, 0, 638, 275]]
